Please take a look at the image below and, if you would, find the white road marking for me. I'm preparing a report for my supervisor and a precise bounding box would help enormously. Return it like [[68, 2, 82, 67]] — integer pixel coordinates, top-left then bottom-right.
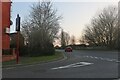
[[5, 67, 17, 70], [82, 56, 118, 62], [51, 62, 93, 70], [107, 59, 115, 61], [72, 63, 93, 68], [112, 59, 116, 61], [86, 56, 89, 58], [79, 62, 92, 65], [89, 56, 93, 58], [104, 58, 111, 61], [116, 61, 120, 63], [99, 57, 104, 60], [94, 57, 98, 59]]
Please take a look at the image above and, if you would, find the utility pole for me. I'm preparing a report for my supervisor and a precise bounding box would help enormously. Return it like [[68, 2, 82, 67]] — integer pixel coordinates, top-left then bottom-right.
[[16, 14, 20, 64]]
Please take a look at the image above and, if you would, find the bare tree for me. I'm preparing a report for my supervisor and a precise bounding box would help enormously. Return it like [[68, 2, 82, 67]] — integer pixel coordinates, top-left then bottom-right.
[[61, 29, 66, 48], [21, 1, 62, 55], [64, 32, 70, 46], [83, 6, 118, 49], [70, 35, 76, 45], [61, 29, 70, 48], [79, 35, 87, 44]]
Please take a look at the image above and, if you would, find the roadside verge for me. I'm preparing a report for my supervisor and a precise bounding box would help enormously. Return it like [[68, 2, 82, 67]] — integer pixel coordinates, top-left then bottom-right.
[[2, 51, 66, 68]]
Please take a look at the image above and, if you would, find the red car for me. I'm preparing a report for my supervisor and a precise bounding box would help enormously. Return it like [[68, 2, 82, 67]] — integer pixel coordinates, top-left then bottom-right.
[[65, 47, 72, 52]]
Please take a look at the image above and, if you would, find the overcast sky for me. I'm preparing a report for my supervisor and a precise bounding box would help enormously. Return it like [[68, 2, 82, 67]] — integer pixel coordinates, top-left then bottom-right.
[[10, 0, 118, 44]]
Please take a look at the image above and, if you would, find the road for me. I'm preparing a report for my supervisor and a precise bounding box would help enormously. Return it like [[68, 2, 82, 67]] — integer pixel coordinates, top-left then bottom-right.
[[2, 50, 119, 78]]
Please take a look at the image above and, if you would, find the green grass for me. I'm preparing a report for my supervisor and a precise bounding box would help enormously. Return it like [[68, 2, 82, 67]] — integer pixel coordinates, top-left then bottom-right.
[[2, 51, 64, 67]]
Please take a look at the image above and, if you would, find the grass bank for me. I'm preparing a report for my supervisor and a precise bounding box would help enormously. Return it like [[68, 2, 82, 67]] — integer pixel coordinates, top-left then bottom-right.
[[2, 51, 64, 68]]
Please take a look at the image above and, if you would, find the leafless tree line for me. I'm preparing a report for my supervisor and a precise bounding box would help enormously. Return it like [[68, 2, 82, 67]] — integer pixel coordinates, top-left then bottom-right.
[[61, 29, 76, 48], [83, 6, 120, 49]]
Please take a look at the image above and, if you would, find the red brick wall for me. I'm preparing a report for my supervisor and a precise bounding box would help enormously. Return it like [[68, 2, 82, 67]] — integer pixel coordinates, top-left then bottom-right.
[[1, 1, 11, 50], [0, 1, 2, 50], [2, 55, 16, 62], [2, 49, 16, 62], [0, 0, 12, 62]]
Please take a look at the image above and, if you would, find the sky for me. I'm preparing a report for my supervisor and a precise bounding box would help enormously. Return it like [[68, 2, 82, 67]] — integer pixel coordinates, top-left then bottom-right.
[[10, 0, 118, 45]]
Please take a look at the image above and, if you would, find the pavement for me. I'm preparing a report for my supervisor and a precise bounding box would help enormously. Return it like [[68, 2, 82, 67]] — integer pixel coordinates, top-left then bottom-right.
[[2, 50, 120, 79]]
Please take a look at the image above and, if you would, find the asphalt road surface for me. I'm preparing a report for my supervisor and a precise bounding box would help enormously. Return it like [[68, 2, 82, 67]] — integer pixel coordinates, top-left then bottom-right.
[[2, 50, 119, 78]]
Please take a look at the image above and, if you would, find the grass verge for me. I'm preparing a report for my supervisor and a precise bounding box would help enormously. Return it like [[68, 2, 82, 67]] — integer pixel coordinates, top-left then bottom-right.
[[2, 51, 64, 68]]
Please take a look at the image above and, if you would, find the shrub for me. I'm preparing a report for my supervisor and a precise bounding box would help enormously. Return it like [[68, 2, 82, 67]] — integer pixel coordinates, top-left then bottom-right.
[[2, 49, 12, 55], [28, 43, 55, 57]]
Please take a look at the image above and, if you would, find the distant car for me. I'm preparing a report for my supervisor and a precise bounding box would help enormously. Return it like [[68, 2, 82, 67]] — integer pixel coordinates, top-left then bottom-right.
[[65, 47, 72, 52]]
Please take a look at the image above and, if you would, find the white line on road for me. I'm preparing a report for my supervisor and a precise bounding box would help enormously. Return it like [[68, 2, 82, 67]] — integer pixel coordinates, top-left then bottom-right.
[[86, 56, 89, 58], [51, 62, 93, 70], [112, 59, 117, 61], [107, 59, 114, 61], [4, 67, 17, 70], [82, 56, 118, 62], [99, 57, 104, 60], [94, 57, 98, 59], [89, 56, 94, 58], [72, 63, 93, 68], [116, 61, 120, 63]]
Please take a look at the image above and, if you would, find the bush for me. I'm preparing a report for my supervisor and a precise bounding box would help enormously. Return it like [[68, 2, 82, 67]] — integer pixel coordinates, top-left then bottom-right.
[[2, 49, 12, 55], [19, 46, 29, 56], [28, 43, 55, 57]]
